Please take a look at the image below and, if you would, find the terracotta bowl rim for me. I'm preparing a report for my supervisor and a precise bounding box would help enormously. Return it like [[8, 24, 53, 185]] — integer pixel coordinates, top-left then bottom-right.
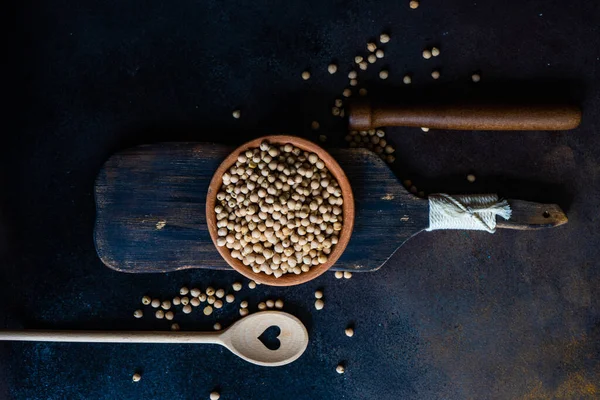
[[205, 135, 355, 286]]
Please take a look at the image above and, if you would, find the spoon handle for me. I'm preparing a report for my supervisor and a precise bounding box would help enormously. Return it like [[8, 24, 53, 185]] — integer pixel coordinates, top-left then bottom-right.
[[0, 330, 223, 345]]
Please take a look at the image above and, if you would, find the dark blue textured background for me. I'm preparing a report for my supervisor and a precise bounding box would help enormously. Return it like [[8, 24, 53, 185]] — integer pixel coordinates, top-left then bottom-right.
[[1, 0, 599, 399]]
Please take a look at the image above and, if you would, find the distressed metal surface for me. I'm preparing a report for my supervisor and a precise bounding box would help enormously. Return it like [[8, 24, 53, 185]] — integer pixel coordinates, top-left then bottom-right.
[[1, 0, 599, 399]]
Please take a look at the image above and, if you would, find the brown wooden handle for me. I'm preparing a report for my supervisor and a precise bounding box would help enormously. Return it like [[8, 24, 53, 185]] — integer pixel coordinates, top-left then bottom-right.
[[349, 102, 582, 131]]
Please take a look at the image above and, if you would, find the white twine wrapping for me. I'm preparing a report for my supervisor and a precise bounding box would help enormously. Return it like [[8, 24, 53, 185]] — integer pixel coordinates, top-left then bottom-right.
[[426, 193, 512, 233]]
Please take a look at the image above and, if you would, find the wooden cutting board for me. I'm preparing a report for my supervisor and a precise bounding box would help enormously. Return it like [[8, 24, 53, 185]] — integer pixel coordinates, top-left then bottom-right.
[[94, 142, 566, 273]]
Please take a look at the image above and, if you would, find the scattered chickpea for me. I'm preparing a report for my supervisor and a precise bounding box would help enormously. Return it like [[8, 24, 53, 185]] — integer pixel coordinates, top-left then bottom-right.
[[151, 299, 160, 308], [172, 296, 181, 306], [180, 287, 189, 295], [180, 297, 190, 305], [190, 288, 201, 297], [141, 296, 151, 305], [315, 290, 323, 299], [431, 70, 440, 80], [348, 71, 357, 79], [206, 287, 215, 296], [155, 310, 165, 319], [275, 299, 284, 309], [358, 61, 368, 71], [354, 56, 363, 64], [258, 302, 267, 310], [203, 306, 213, 316], [199, 293, 207, 302], [345, 327, 354, 337], [472, 73, 481, 83], [403, 75, 412, 84], [240, 300, 248, 309], [214, 300, 223, 309], [379, 70, 389, 80], [343, 271, 353, 279], [422, 49, 432, 59], [225, 294, 235, 303], [343, 88, 352, 98], [248, 281, 256, 289], [334, 271, 343, 279], [421, 127, 430, 132], [165, 311, 174, 320], [349, 79, 358, 86], [409, 0, 419, 9], [336, 364, 345, 374], [328, 64, 338, 74], [232, 110, 241, 119], [133, 309, 143, 319], [332, 107, 340, 116], [266, 299, 275, 308], [132, 373, 142, 382], [380, 33, 390, 43], [182, 305, 192, 314], [431, 47, 440, 57], [232, 282, 242, 291], [311, 121, 320, 130], [171, 323, 180, 331], [207, 296, 216, 305], [210, 391, 221, 400], [215, 289, 225, 299], [467, 174, 476, 183], [367, 42, 377, 52], [367, 54, 376, 64], [315, 299, 325, 310], [375, 49, 384, 59], [239, 308, 249, 317], [161, 300, 171, 310], [213, 322, 222, 331], [302, 71, 311, 80], [190, 297, 200, 307]]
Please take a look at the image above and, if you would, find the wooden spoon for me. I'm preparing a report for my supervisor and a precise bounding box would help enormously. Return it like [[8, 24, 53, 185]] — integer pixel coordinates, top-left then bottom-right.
[[0, 311, 309, 367]]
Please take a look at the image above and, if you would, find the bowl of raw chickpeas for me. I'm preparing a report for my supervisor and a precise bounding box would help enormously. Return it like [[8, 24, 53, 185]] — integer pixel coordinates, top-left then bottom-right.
[[206, 135, 354, 286]]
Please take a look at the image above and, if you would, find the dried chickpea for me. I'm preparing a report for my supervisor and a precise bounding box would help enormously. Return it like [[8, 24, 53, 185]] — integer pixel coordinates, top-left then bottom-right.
[[132, 373, 142, 382], [203, 306, 213, 316], [151, 299, 160, 308], [380, 33, 390, 43], [315, 299, 324, 310], [403, 75, 412, 84], [266, 299, 275, 308], [232, 282, 242, 291], [133, 309, 143, 319], [141, 296, 151, 305], [302, 71, 311, 80], [275, 299, 284, 309], [431, 47, 440, 57], [334, 271, 343, 279], [345, 327, 354, 337], [258, 302, 267, 310], [315, 290, 323, 299], [155, 310, 165, 319], [336, 364, 345, 374], [180, 287, 189, 295], [422, 49, 432, 59], [165, 311, 174, 320], [328, 64, 338, 74], [225, 294, 235, 303], [409, 0, 419, 9], [239, 308, 249, 317], [379, 70, 389, 80], [182, 305, 192, 314], [213, 323, 222, 331]]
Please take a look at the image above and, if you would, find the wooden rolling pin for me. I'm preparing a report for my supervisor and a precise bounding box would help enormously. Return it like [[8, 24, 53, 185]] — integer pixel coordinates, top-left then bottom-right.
[[348, 102, 582, 131]]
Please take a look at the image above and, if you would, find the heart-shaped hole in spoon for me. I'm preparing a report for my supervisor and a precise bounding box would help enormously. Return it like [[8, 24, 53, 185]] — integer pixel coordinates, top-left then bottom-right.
[[258, 325, 281, 351]]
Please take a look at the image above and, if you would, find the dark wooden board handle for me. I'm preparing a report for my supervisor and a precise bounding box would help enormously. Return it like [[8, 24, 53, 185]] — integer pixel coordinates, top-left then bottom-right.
[[349, 102, 582, 131]]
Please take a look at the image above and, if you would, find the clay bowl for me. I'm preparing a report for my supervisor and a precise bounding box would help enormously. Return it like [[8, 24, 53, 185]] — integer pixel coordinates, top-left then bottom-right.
[[206, 135, 355, 286]]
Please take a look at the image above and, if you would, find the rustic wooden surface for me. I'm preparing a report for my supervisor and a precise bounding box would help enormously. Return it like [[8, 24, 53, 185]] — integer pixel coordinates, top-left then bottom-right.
[[348, 101, 582, 131], [94, 142, 429, 273], [95, 142, 568, 274], [205, 136, 355, 286]]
